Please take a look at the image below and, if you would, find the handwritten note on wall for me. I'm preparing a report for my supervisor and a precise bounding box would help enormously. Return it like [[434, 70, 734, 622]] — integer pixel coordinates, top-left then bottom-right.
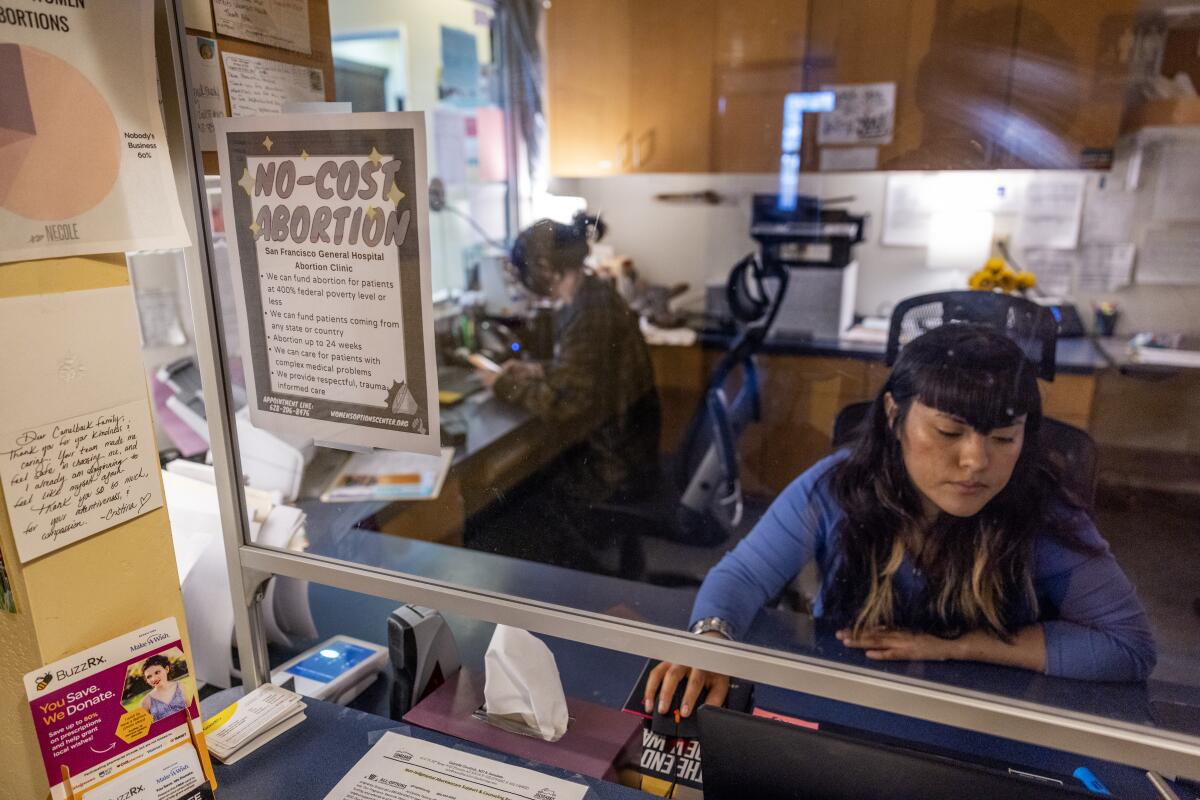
[[818, 83, 896, 146], [221, 52, 324, 117], [213, 0, 311, 54], [0, 287, 166, 564], [1, 400, 162, 563]]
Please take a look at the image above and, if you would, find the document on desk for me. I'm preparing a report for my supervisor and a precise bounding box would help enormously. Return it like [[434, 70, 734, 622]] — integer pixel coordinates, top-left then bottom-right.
[[323, 731, 587, 800]]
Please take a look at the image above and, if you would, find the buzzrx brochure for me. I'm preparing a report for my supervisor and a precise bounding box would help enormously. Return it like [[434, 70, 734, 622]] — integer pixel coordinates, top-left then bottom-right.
[[23, 617, 214, 800]]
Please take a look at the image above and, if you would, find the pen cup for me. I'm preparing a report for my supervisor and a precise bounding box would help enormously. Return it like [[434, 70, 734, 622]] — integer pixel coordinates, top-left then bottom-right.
[[1093, 305, 1119, 337]]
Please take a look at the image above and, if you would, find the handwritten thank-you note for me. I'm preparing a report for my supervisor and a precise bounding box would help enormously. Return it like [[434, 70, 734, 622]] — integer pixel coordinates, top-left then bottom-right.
[[1, 400, 162, 562], [0, 286, 165, 563]]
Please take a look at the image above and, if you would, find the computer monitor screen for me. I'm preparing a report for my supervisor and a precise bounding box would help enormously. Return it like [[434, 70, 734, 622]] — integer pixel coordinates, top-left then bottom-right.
[[697, 705, 1094, 800]]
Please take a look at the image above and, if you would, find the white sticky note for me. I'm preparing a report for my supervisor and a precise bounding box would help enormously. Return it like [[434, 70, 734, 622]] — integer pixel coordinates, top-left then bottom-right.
[[819, 146, 879, 172], [0, 287, 164, 563], [1015, 173, 1085, 250]]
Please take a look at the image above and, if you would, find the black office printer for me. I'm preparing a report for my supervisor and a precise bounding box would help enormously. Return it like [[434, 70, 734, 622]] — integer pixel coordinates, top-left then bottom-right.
[[710, 195, 867, 340], [753, 194, 866, 340]]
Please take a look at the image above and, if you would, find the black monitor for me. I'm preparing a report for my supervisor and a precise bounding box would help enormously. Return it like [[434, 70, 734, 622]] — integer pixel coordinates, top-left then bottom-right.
[[697, 705, 1095, 800]]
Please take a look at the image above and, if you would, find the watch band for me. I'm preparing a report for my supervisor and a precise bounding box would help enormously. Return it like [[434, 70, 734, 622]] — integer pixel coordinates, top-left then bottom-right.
[[689, 617, 733, 640]]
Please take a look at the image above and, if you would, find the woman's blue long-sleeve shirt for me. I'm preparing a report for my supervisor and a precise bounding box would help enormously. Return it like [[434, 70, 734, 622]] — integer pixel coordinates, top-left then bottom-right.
[[690, 452, 1157, 682]]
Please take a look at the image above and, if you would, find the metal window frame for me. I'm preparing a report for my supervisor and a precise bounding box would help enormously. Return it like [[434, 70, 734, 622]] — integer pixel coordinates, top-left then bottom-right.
[[162, 0, 1200, 782]]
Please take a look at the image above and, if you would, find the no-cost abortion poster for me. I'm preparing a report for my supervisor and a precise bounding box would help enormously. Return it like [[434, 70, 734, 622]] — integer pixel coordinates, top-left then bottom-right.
[[216, 112, 439, 454]]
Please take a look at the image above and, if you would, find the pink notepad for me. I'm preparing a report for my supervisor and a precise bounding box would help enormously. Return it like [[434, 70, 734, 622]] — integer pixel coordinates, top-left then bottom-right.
[[403, 669, 642, 781]]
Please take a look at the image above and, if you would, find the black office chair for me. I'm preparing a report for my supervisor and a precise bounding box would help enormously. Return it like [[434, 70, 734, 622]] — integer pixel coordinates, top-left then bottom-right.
[[830, 291, 1099, 509], [587, 254, 787, 585]]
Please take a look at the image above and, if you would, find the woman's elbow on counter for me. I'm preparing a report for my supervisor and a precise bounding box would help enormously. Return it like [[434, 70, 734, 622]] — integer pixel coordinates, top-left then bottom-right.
[[1044, 621, 1158, 682]]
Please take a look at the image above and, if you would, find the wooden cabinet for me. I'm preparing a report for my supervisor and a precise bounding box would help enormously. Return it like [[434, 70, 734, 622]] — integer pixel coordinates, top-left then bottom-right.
[[714, 0, 810, 67], [546, 0, 1136, 174], [649, 346, 879, 496], [648, 344, 708, 454], [738, 355, 874, 495], [710, 0, 809, 173], [546, 0, 715, 176], [545, 0, 632, 176], [997, 0, 1139, 168], [806, 0, 1021, 171], [627, 0, 717, 173]]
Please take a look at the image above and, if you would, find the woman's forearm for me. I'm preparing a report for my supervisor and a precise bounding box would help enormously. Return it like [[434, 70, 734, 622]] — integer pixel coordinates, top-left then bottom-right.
[[955, 625, 1047, 673]]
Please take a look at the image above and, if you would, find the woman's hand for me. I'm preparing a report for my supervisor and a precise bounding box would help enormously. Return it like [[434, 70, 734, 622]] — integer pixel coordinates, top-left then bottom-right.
[[476, 366, 501, 388], [504, 361, 544, 381], [479, 360, 543, 389], [642, 637, 732, 718], [836, 627, 962, 662]]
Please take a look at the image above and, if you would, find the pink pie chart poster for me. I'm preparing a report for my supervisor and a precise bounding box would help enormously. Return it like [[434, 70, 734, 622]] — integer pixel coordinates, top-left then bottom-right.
[[0, 0, 188, 263]]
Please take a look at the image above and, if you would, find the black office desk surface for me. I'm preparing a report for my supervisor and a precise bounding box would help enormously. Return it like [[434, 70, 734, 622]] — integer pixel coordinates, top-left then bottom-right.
[[696, 329, 1124, 375], [283, 524, 1200, 800], [301, 523, 1180, 726], [200, 687, 650, 800]]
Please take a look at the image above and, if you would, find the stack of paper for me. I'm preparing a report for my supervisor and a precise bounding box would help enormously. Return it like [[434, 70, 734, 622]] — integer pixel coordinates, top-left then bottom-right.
[[1129, 333, 1200, 368], [1130, 345, 1200, 368], [321, 447, 454, 502], [203, 683, 306, 764]]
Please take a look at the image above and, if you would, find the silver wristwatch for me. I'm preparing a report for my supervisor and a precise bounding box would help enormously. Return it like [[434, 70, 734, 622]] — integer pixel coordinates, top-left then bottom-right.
[[689, 617, 733, 640]]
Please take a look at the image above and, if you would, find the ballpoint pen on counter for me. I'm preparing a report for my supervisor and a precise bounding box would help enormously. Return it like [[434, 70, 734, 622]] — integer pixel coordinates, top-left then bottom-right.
[[1147, 770, 1182, 800]]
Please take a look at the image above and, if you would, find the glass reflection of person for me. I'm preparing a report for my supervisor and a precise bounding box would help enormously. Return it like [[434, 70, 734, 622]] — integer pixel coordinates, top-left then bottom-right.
[[469, 214, 660, 569], [647, 325, 1156, 716], [479, 214, 660, 505], [139, 654, 190, 722]]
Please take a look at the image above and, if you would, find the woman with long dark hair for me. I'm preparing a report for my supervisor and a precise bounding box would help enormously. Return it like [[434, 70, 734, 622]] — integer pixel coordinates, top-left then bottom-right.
[[645, 324, 1155, 716]]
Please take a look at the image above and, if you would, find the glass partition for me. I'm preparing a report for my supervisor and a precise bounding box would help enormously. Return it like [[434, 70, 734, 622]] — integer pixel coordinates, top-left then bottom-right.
[[164, 0, 1200, 782]]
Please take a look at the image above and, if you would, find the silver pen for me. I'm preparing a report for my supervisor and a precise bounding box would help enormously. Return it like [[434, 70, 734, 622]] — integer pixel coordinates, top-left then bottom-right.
[[1146, 770, 1181, 800]]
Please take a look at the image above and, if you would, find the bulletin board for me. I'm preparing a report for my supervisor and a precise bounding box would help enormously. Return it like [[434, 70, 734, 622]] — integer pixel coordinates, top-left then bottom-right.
[[182, 0, 335, 174]]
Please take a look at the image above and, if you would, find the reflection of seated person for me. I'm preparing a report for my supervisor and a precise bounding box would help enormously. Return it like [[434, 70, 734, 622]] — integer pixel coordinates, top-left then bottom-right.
[[473, 214, 660, 567], [139, 654, 192, 722], [647, 325, 1156, 715]]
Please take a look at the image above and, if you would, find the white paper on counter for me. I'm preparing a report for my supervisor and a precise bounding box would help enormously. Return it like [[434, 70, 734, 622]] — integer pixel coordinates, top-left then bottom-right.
[[202, 683, 303, 758], [322, 731, 587, 800], [1015, 173, 1085, 250], [222, 52, 325, 116], [0, 288, 163, 563]]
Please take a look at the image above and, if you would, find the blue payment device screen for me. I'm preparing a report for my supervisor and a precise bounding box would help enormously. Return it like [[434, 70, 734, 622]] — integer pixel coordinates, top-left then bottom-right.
[[286, 641, 374, 683]]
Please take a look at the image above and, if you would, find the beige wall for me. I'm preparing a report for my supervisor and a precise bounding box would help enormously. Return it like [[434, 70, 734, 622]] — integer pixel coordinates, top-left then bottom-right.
[[0, 257, 197, 800]]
